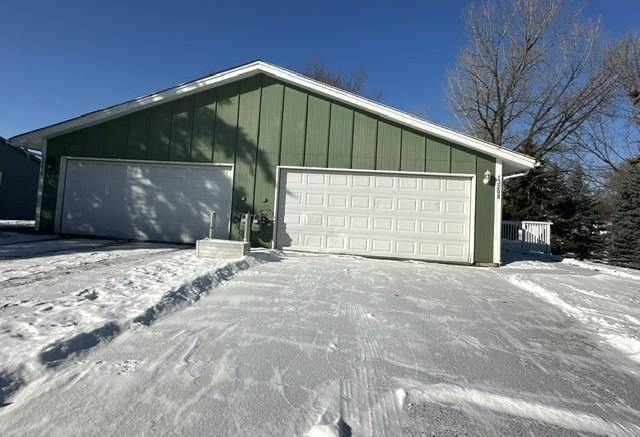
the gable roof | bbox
[8,60,535,175]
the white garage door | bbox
[275,168,474,263]
[58,159,233,243]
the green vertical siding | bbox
[253,76,284,245]
[426,137,451,173]
[328,103,353,168]
[169,97,194,162]
[280,86,307,166]
[41,73,498,263]
[85,124,108,158]
[351,112,377,169]
[230,76,262,240]
[376,121,401,171]
[304,95,330,167]
[475,155,495,263]
[213,83,239,163]
[64,130,86,158]
[147,105,171,160]
[400,130,426,172]
[451,145,476,174]
[127,111,149,160]
[105,117,129,159]
[190,90,216,163]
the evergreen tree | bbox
[610,157,640,268]
[503,164,565,222]
[560,167,604,260]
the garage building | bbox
[9,61,535,265]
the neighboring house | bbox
[9,61,536,265]
[0,136,40,220]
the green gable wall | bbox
[41,74,497,263]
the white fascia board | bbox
[9,60,536,171]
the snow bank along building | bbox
[9,61,536,265]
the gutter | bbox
[503,172,529,180]
[503,161,540,180]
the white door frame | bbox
[272,165,476,263]
[55,156,235,238]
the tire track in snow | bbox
[340,302,402,436]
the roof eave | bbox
[9,60,535,170]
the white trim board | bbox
[9,61,536,174]
[34,142,47,231]
[493,159,503,265]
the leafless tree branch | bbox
[303,60,385,102]
[447,0,618,161]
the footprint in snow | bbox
[77,289,99,301]
[115,359,142,375]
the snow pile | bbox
[305,410,351,437]
[0,220,35,229]
[507,274,640,365]
[397,380,640,436]
[0,244,265,404]
[562,258,640,281]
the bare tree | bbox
[447,0,617,159]
[567,32,640,179]
[607,32,640,122]
[303,60,385,102]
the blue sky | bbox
[2,0,639,139]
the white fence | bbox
[502,221,552,253]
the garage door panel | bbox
[398,178,419,190]
[326,236,346,250]
[396,241,416,255]
[305,193,325,207]
[327,215,347,228]
[347,196,366,208]
[277,169,473,263]
[329,174,348,186]
[396,219,417,232]
[421,200,442,213]
[60,160,232,243]
[420,242,439,256]
[328,194,347,207]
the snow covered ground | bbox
[1,238,640,436]
[0,236,259,412]
[0,220,36,229]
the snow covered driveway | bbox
[1,250,640,436]
[0,237,256,411]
